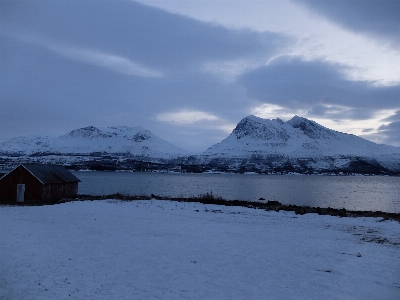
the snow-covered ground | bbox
[1,200,399,300]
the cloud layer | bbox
[1,0,399,150]
[240,56,400,110]
[295,0,400,45]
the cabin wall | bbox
[0,166,43,202]
[42,183,78,201]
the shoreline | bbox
[2,193,399,222]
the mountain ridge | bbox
[198,115,400,174]
[0,125,188,159]
[1,116,399,174]
[204,115,399,157]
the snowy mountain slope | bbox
[0,126,188,159]
[204,115,399,157]
[1,117,399,174]
[201,115,400,173]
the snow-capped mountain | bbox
[0,126,187,159]
[205,115,398,157]
[1,117,399,174]
[200,115,400,174]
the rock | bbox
[266,200,282,206]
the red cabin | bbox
[0,164,80,203]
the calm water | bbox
[73,171,400,213]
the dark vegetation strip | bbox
[78,192,400,221]
[2,192,399,222]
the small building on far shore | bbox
[0,164,80,203]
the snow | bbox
[205,115,400,158]
[1,116,399,172]
[203,115,400,172]
[0,126,187,159]
[1,200,399,299]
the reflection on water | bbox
[74,172,400,213]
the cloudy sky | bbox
[1,0,399,152]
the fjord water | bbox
[74,172,400,213]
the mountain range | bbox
[1,116,399,175]
[199,115,400,174]
[0,126,187,158]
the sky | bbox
[1,0,400,152]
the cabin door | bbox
[16,184,25,202]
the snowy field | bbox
[1,200,399,300]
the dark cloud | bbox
[239,56,400,117]
[378,111,400,146]
[294,0,400,45]
[0,0,289,150]
[0,33,250,114]
[382,110,400,122]
[1,0,284,72]
[1,1,398,150]
[307,104,375,121]
[376,122,400,146]
[360,120,400,147]
[362,128,374,133]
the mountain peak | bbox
[286,116,338,140]
[287,115,306,125]
[228,115,290,142]
[243,115,284,125]
[241,115,264,123]
[65,126,102,139]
